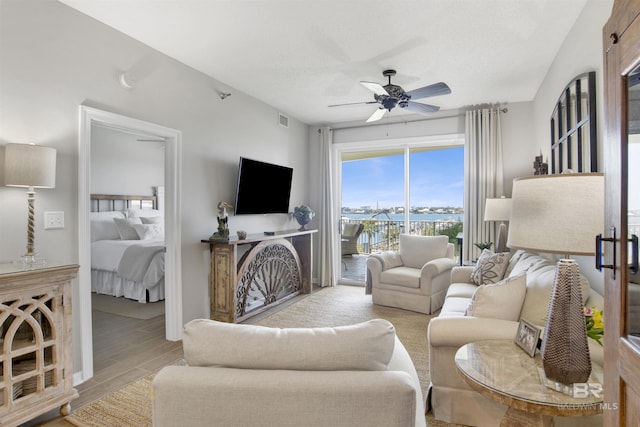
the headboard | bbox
[91,194,157,212]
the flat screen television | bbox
[234,157,293,215]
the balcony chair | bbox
[341,223,364,256]
[366,234,456,314]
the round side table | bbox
[455,340,603,427]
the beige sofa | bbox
[427,250,604,427]
[152,319,426,427]
[366,234,456,314]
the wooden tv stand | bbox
[202,229,316,323]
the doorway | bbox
[77,106,182,383]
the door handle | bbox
[630,234,639,275]
[596,227,616,279]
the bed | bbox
[90,194,165,303]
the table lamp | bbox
[507,173,603,385]
[4,143,57,264]
[484,197,512,253]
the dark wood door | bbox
[603,1,640,425]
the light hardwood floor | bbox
[24,309,182,427]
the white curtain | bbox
[318,127,337,287]
[464,108,504,262]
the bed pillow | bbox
[183,319,396,371]
[133,223,164,240]
[470,249,510,285]
[466,273,527,321]
[90,220,121,242]
[113,217,142,240]
[140,216,163,225]
[90,210,126,221]
[126,208,163,218]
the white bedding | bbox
[91,239,165,303]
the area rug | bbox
[67,285,461,426]
[66,375,154,427]
[91,293,165,320]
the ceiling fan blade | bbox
[404,101,440,114]
[328,101,378,107]
[360,81,389,96]
[405,82,451,100]
[366,108,387,122]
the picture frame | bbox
[515,319,541,357]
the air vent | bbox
[278,113,289,128]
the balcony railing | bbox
[342,218,463,255]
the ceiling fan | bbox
[329,69,451,122]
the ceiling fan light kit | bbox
[331,69,451,123]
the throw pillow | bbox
[113,217,142,240]
[470,249,510,285]
[183,318,396,371]
[466,273,527,321]
[133,223,164,240]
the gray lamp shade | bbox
[507,173,603,256]
[4,143,56,188]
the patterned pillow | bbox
[470,249,510,285]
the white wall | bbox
[529,0,613,296]
[91,125,164,196]
[0,0,310,375]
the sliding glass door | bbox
[337,137,463,285]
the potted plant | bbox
[474,242,493,251]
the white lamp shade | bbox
[484,197,512,222]
[507,173,603,256]
[4,143,56,188]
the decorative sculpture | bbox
[210,201,232,240]
[533,155,548,175]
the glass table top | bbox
[455,339,603,415]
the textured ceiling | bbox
[60,0,588,125]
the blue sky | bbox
[341,147,464,209]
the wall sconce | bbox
[4,143,57,265]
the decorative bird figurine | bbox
[210,201,232,240]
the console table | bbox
[0,263,78,427]
[202,229,316,323]
[455,340,603,427]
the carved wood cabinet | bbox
[0,263,78,427]
[203,229,316,323]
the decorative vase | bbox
[295,216,310,230]
[540,259,591,385]
[293,205,314,231]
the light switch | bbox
[44,211,64,229]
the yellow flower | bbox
[592,310,604,330]
[584,306,604,346]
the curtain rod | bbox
[327,107,508,132]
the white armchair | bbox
[366,234,456,314]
